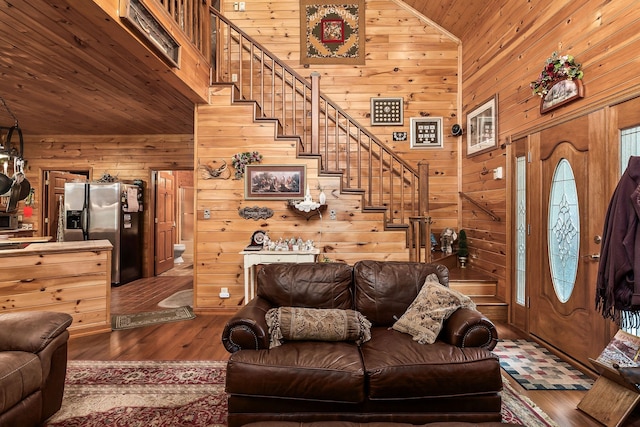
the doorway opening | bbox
[152,169,194,277]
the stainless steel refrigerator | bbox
[64,181,143,286]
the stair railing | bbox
[210,7,427,232]
[154,0,209,55]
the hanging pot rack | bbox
[0,96,30,213]
[0,96,22,159]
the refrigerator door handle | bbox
[81,207,89,240]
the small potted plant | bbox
[457,229,469,268]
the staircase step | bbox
[444,266,507,323]
[363,206,387,212]
[450,282,497,297]
[469,296,508,323]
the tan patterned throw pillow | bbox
[265,307,372,349]
[392,274,476,344]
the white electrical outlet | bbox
[330,209,337,220]
[219,287,230,298]
[231,73,238,82]
[203,209,211,219]
[239,2,245,11]
[493,167,504,180]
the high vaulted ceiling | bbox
[0,1,487,136]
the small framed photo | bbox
[245,165,306,200]
[371,97,403,126]
[540,79,584,114]
[392,131,407,141]
[467,95,498,157]
[410,117,443,149]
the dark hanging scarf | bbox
[596,156,640,328]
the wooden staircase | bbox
[434,253,508,323]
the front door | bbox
[528,111,609,367]
[154,171,175,275]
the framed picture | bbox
[119,0,180,68]
[540,79,584,114]
[371,97,403,126]
[467,95,498,157]
[410,117,443,149]
[245,165,306,200]
[300,0,365,65]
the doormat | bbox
[158,289,193,308]
[111,306,195,330]
[493,339,593,390]
[46,360,556,427]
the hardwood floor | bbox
[66,268,636,426]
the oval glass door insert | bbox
[548,158,580,303]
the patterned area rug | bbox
[45,361,227,427]
[44,360,558,427]
[494,339,594,390]
[111,306,195,330]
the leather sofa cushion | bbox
[360,328,502,400]
[257,262,353,309]
[0,352,42,414]
[353,261,450,326]
[226,341,365,403]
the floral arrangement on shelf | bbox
[231,151,262,179]
[530,51,584,97]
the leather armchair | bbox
[0,311,72,427]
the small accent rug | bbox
[111,306,195,330]
[44,360,557,427]
[494,339,593,390]
[158,289,193,308]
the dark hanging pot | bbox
[0,172,11,195]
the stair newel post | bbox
[408,162,431,263]
[310,72,320,156]
[408,216,432,263]
[418,161,429,216]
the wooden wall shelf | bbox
[286,202,327,220]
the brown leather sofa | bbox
[222,261,502,427]
[241,423,517,427]
[0,311,72,427]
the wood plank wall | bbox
[22,134,194,277]
[221,0,461,232]
[194,87,408,308]
[459,0,640,302]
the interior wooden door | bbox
[43,170,88,240]
[154,171,175,275]
[528,111,609,368]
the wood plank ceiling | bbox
[0,0,487,136]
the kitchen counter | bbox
[0,238,107,254]
[0,239,114,336]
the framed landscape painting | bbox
[244,165,306,200]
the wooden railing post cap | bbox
[310,71,321,77]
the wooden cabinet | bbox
[0,240,113,336]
